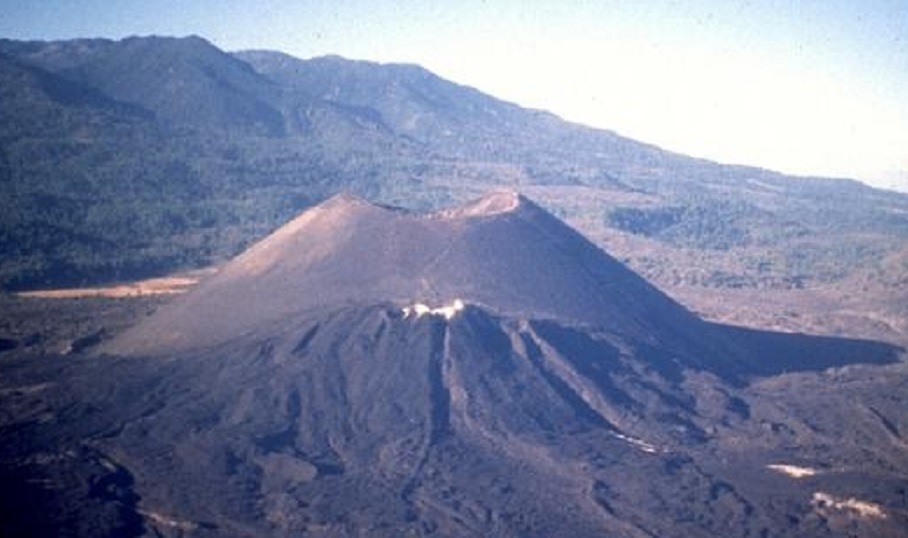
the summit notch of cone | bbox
[104,191,703,356]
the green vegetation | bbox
[1,36,907,293]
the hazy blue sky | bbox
[3,0,906,190]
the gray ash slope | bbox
[3,193,907,537]
[3,35,908,296]
[105,191,713,358]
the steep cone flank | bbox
[106,191,703,356]
[7,192,905,537]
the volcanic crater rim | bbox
[430,190,524,219]
[322,190,526,221]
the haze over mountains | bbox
[1,33,908,537]
[1,35,907,337]
[3,192,906,537]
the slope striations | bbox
[2,35,907,305]
[105,191,710,358]
[2,36,284,134]
[3,197,907,536]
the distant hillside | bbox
[1,35,907,304]
[1,36,283,133]
[4,193,904,537]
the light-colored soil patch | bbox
[812,491,887,519]
[17,268,216,299]
[766,463,819,478]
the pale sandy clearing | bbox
[812,491,887,519]
[767,463,819,478]
[17,268,216,299]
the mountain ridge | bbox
[104,191,710,357]
[3,189,906,536]
[0,36,907,538]
[1,35,285,133]
[1,35,906,347]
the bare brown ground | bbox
[16,268,217,299]
[667,285,908,347]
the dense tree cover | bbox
[1,36,907,291]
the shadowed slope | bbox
[3,36,284,134]
[4,191,907,537]
[105,191,708,357]
[5,301,906,537]
[105,191,903,378]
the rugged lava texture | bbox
[2,192,906,537]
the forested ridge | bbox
[2,35,906,292]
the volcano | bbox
[2,192,906,537]
[105,191,711,357]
